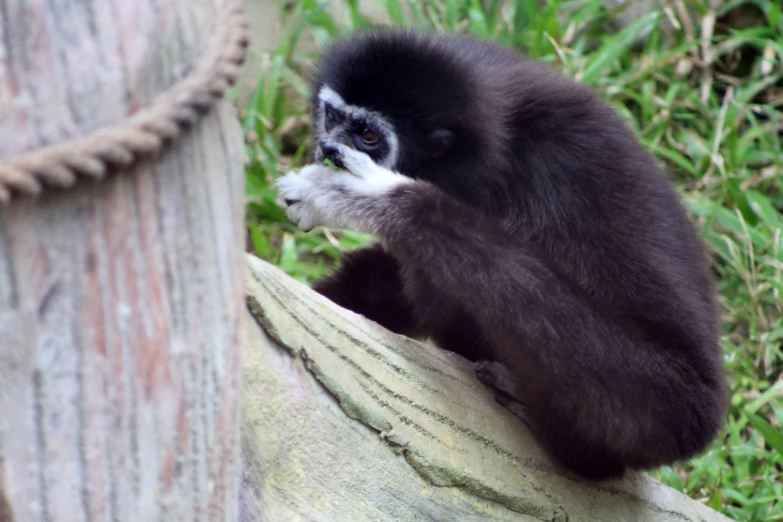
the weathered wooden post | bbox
[0,0,249,520]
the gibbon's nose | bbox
[318,138,338,156]
[318,138,345,169]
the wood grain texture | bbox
[0,0,247,520]
[241,254,736,522]
[0,0,216,157]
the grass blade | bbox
[746,411,783,457]
[579,11,661,84]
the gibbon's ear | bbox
[428,128,454,158]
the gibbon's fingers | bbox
[285,202,320,232]
[276,165,321,205]
[277,165,334,231]
[320,140,404,186]
[276,161,411,234]
[330,142,379,177]
[277,151,414,234]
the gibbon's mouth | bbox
[313,152,343,172]
[317,139,347,170]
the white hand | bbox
[276,142,413,233]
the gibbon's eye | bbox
[360,129,379,144]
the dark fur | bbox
[308,30,726,480]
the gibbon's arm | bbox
[275,144,701,382]
[276,146,650,374]
[276,144,721,477]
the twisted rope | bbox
[0,1,250,205]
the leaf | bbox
[687,198,768,248]
[380,0,407,25]
[727,417,751,485]
[746,382,783,414]
[746,411,783,457]
[580,11,661,84]
[652,145,700,177]
[708,488,724,512]
[250,225,271,259]
[745,190,783,229]
[769,280,783,297]
[725,178,759,228]
[685,449,720,493]
[467,0,488,38]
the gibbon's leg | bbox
[311,244,422,338]
[474,360,531,426]
[277,144,724,480]
[427,311,493,363]
[315,247,489,360]
[402,268,495,362]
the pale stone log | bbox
[0,0,247,520]
[240,254,735,522]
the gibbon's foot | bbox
[474,359,517,395]
[474,360,530,425]
[276,142,413,234]
[493,394,530,426]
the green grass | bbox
[240,0,783,519]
